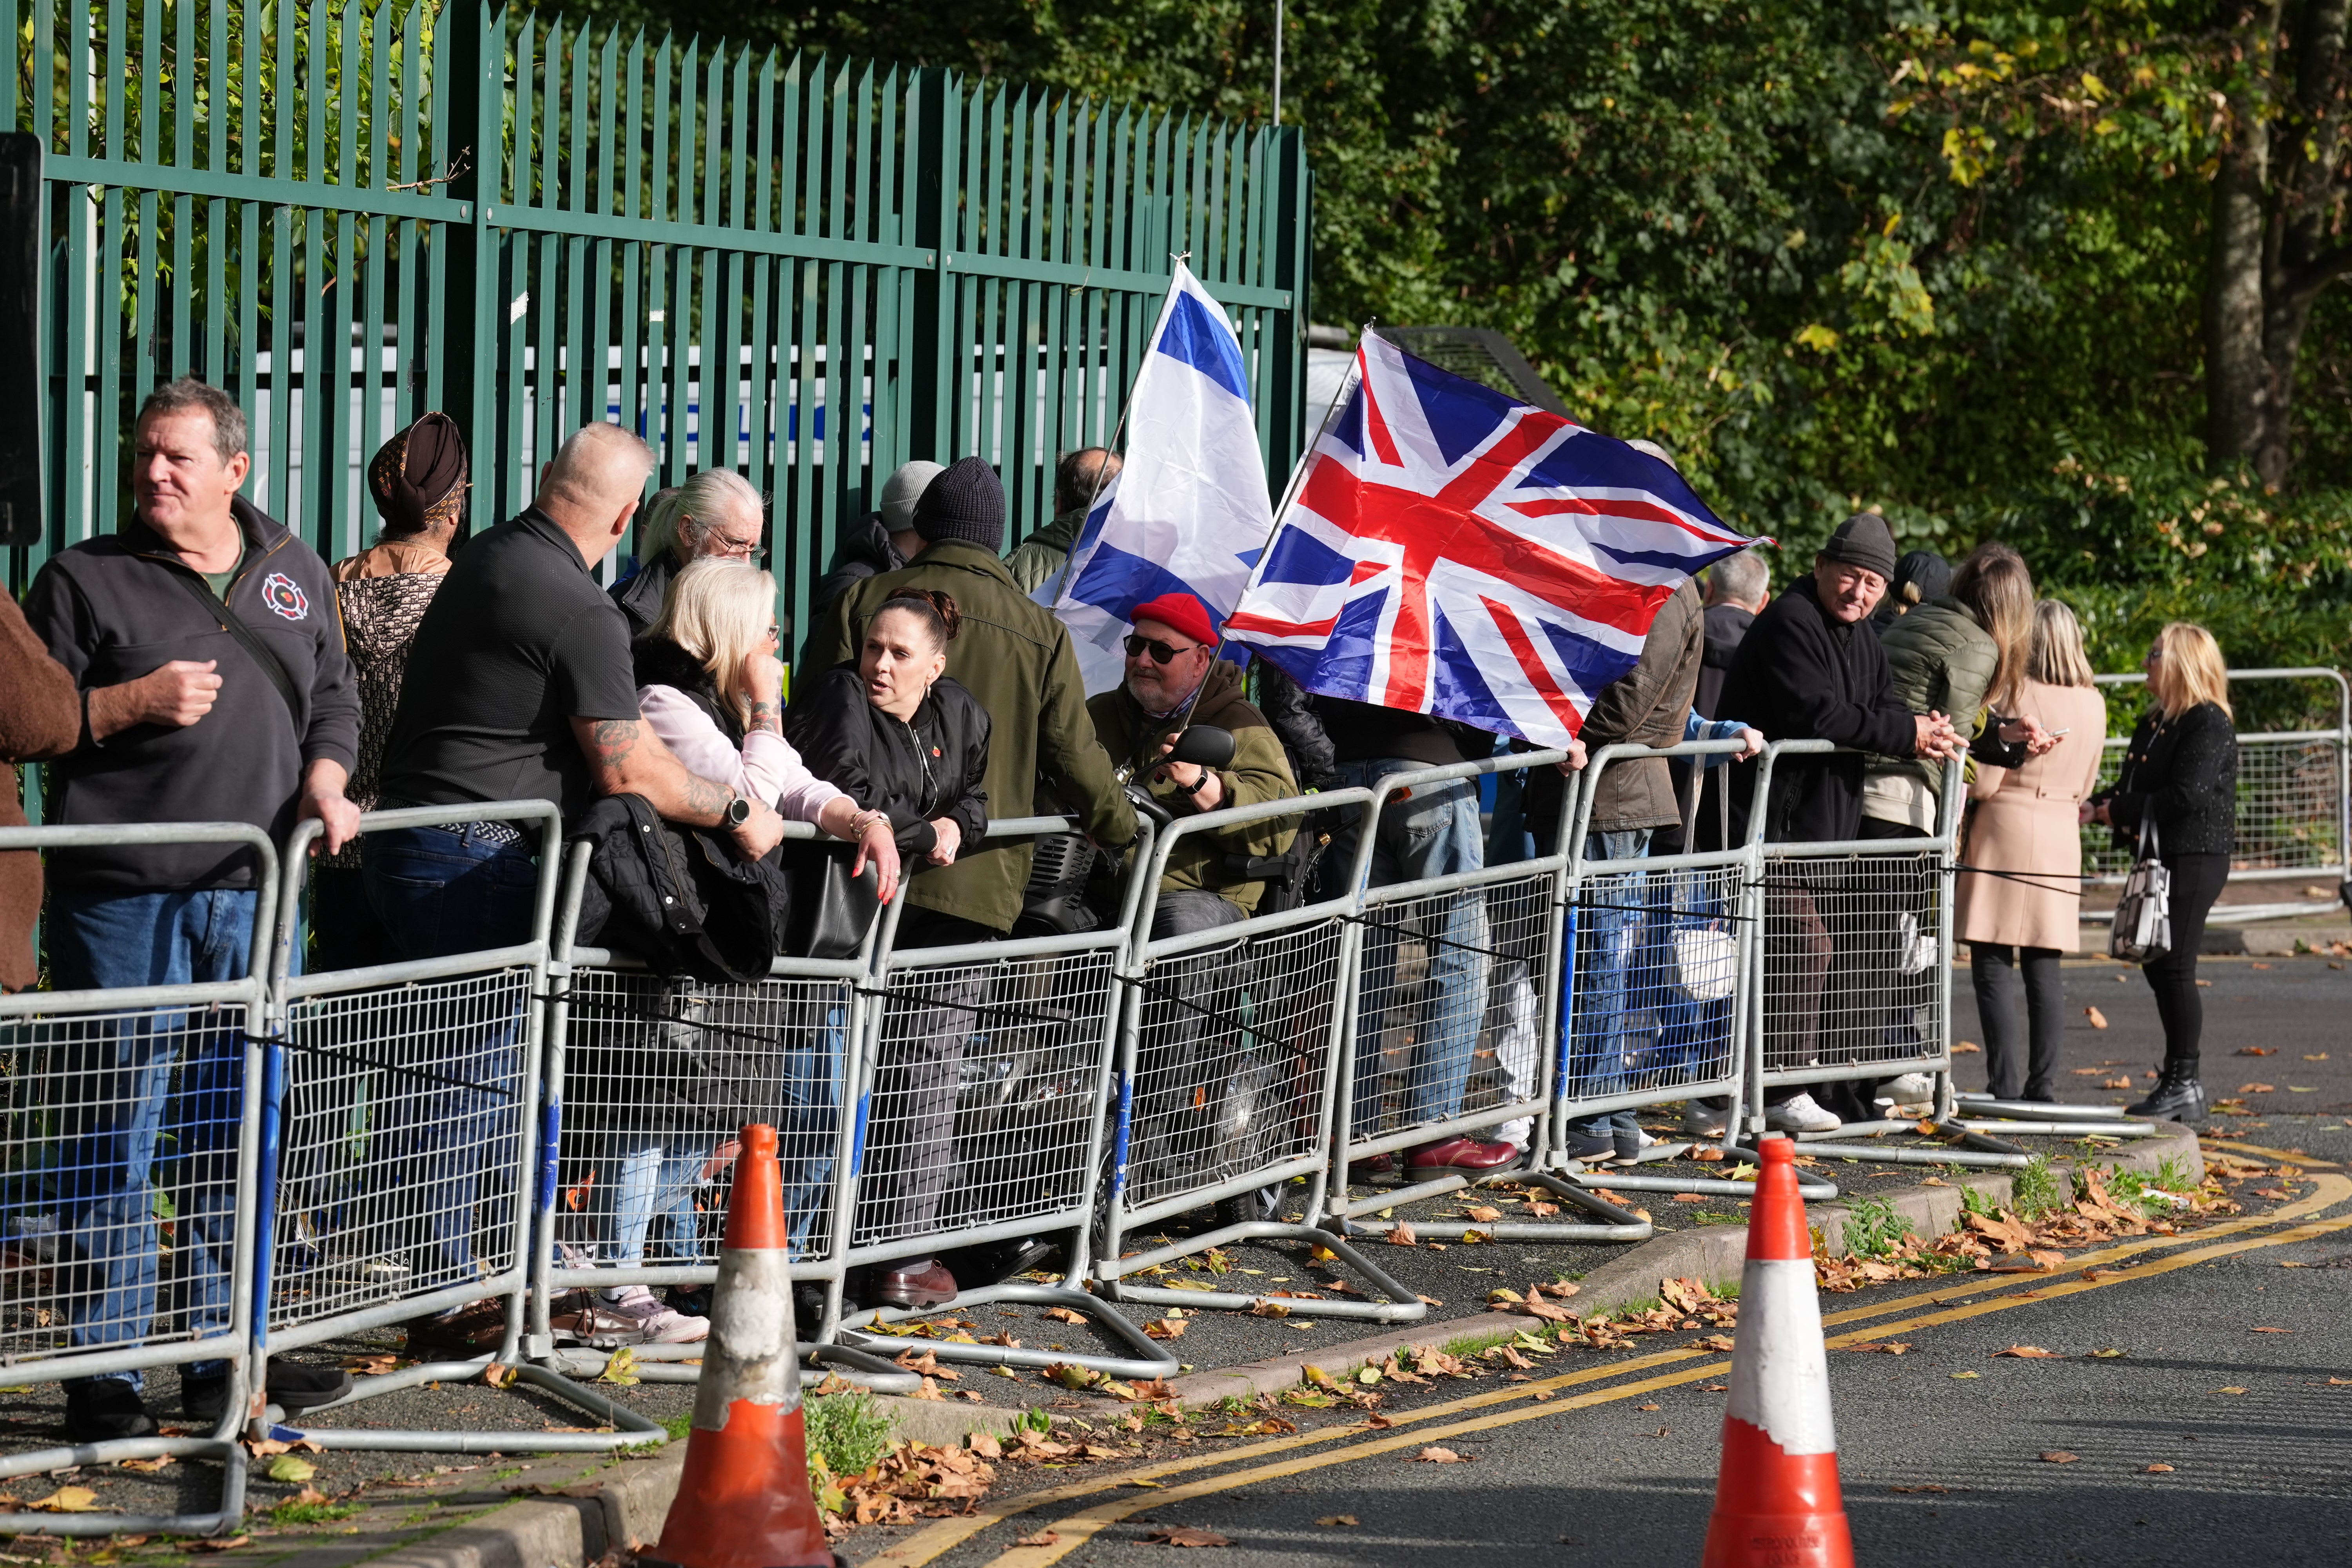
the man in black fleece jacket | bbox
[24,378,362,1441]
[1715,514,1962,1133]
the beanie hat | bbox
[877,459,945,533]
[1819,512,1898,582]
[913,456,1007,552]
[1130,592,1218,648]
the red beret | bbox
[1130,592,1218,648]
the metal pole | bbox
[1272,0,1284,126]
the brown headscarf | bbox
[367,412,469,538]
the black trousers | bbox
[1971,945,2064,1100]
[2144,852,2229,1075]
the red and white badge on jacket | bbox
[261,572,310,621]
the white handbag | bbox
[2107,808,2172,963]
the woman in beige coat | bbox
[1955,600,2109,1100]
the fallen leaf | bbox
[2091,1348,2128,1359]
[266,1455,316,1483]
[119,1455,176,1474]
[2237,1046,2278,1056]
[1044,1306,1089,1325]
[1144,1318,1188,1340]
[1692,1146,1727,1162]
[2251,962,2273,970]
[1697,1334,1737,1352]
[1850,1342,1912,1355]
[1464,1206,1503,1223]
[2040,1451,2079,1464]
[1635,1403,1661,1412]
[1993,1345,2063,1359]
[2213,1386,2248,1395]
[1416,1446,1468,1463]
[187,1537,251,1553]
[1142,1527,1230,1548]
[598,1346,640,1387]
[2305,1053,2330,1062]
[2251,1326,2293,1334]
[344,1352,401,1376]
[2240,1083,2277,1094]
[1950,1371,1981,1380]
[968,1432,1004,1459]
[1952,1040,1982,1053]
[1388,1220,1417,1247]
[2085,1007,2108,1029]
[1671,1193,1708,1204]
[2145,1463,2175,1473]
[29,1485,101,1512]
[1315,1515,1359,1528]
[1015,1532,1060,1548]
[1250,1298,1291,1318]
[1889,1484,1950,1494]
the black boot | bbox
[2128,1062,2206,1125]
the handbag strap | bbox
[167,564,305,728]
[2138,803,2162,862]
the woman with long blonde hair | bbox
[2087,620,2237,1123]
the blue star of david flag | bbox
[1038,260,1274,693]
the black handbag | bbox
[780,839,883,960]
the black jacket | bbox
[1247,660,1340,793]
[784,665,989,859]
[567,791,792,982]
[24,496,361,891]
[1696,602,1755,720]
[809,512,904,631]
[632,636,744,744]
[608,550,677,640]
[2099,702,2237,857]
[1716,572,1918,845]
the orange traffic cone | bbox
[1700,1132,1852,1568]
[646,1123,834,1568]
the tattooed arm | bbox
[570,715,785,859]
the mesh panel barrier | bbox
[555,968,855,1270]
[1757,849,1945,1080]
[270,969,532,1332]
[1562,859,1747,1103]
[1124,915,1343,1214]
[852,948,1117,1251]
[0,1001,251,1364]
[1347,871,1551,1147]
[2082,734,2346,880]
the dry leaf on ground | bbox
[2085,1007,2108,1029]
[2040,1451,2079,1464]
[1015,1532,1060,1548]
[2251,1326,2294,1334]
[2145,1463,2175,1473]
[1994,1346,2063,1359]
[1043,1307,1089,1325]
[1388,1220,1417,1247]
[1849,1342,1911,1355]
[1143,1526,1231,1548]
[1416,1446,1468,1463]
[1316,1515,1359,1527]
[29,1486,101,1512]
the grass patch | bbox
[1960,1184,1998,1221]
[270,1499,365,1527]
[661,1413,691,1443]
[1840,1198,1916,1260]
[2154,1155,2199,1194]
[805,1391,895,1478]
[2011,1154,2062,1220]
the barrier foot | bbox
[267,1359,667,1452]
[1797,1140,2030,1170]
[1098,1221,1428,1324]
[1339,1169,1653,1244]
[535,1339,924,1394]
[0,1434,247,1537]
[1949,1118,2154,1139]
[1955,1094,2149,1123]
[1563,1165,1842,1203]
[837,1283,1179,1381]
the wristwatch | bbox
[722,793,753,829]
[1180,769,1213,799]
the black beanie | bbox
[913,456,1007,553]
[1819,512,1899,581]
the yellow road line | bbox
[869,1176,2350,1568]
[2204,1137,2342,1170]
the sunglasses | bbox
[1123,634,1200,665]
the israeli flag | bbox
[1040,260,1273,693]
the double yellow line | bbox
[869,1176,2352,1568]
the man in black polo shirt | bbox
[368,421,783,1349]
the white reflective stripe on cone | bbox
[1723,1257,1836,1456]
[692,1246,802,1432]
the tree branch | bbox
[2285,242,2352,309]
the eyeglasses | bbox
[763,624,780,642]
[1123,634,1200,665]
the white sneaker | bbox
[1881,1073,1935,1110]
[599,1283,709,1344]
[1682,1102,1728,1139]
[1764,1093,1842,1134]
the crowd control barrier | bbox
[2083,668,2351,923]
[1537,741,1838,1207]
[1317,755,1651,1245]
[831,818,1177,1379]
[1092,786,1432,1322]
[533,832,917,1394]
[258,804,660,1453]
[0,823,278,1537]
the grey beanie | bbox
[913,456,1007,552]
[877,459,945,533]
[1819,512,1898,582]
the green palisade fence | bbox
[7,0,1312,660]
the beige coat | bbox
[1955,681,2108,951]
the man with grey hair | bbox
[1697,547,1769,721]
[25,375,363,1441]
[609,464,768,637]
[1003,447,1122,597]
[373,423,784,1351]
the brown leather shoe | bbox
[1403,1136,1519,1172]
[405,1295,509,1353]
[873,1259,958,1309]
[1346,1152,1395,1183]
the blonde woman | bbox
[635,558,898,893]
[1955,601,2108,1101]
[2087,621,2238,1124]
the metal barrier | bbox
[2083,668,2351,923]
[1093,787,1428,1323]
[832,818,1177,1379]
[256,804,660,1453]
[534,832,915,1394]
[0,823,278,1537]
[1536,741,1840,1205]
[1319,754,1651,1244]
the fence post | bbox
[440,2,498,515]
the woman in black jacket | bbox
[2088,621,2238,1124]
[785,588,990,1308]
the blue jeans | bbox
[607,1143,702,1266]
[779,1002,847,1257]
[1567,829,1650,1137]
[362,825,539,1285]
[50,887,258,1392]
[1330,762,1489,1134]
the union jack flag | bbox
[1225,335,1766,749]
